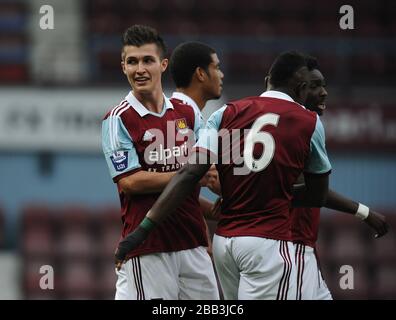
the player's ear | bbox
[160,58,168,72]
[196,67,206,82]
[296,81,308,102]
[121,60,127,75]
[121,48,127,75]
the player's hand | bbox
[206,166,222,196]
[199,165,217,187]
[114,248,125,271]
[114,226,150,270]
[364,210,389,238]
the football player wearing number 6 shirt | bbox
[102,25,219,300]
[114,51,332,300]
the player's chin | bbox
[133,84,151,95]
[308,105,325,116]
[214,93,222,100]
[214,89,222,99]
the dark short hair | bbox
[121,25,167,59]
[268,51,308,87]
[305,55,319,71]
[170,41,216,88]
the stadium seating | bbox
[325,263,371,300]
[57,206,98,259]
[321,213,369,263]
[97,260,117,299]
[0,1,29,83]
[21,205,56,257]
[22,256,57,300]
[60,259,98,299]
[372,263,396,299]
[18,204,396,299]
[20,204,122,299]
[0,0,392,85]
[79,0,394,86]
[0,206,4,248]
[371,230,396,264]
[316,210,396,299]
[95,206,121,258]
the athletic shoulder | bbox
[170,97,201,131]
[294,106,318,123]
[228,95,259,107]
[103,99,129,121]
[170,97,196,113]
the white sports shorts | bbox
[294,243,332,300]
[213,235,296,300]
[115,246,219,300]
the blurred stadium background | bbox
[0,0,395,299]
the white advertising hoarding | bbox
[0,88,127,152]
[0,87,224,153]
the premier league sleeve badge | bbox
[110,151,129,172]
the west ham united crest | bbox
[175,118,189,134]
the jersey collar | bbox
[125,91,174,117]
[171,92,201,114]
[259,90,306,109]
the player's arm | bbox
[294,172,388,238]
[118,171,176,195]
[103,112,178,195]
[292,173,329,207]
[198,196,216,257]
[115,159,211,269]
[293,115,331,207]
[115,104,214,195]
[147,159,211,223]
[199,196,219,220]
[114,105,226,268]
[102,114,146,191]
[325,189,389,238]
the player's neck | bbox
[176,87,206,110]
[134,87,164,113]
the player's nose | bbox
[320,87,328,98]
[136,61,146,73]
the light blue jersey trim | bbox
[194,105,227,157]
[193,108,205,141]
[102,116,141,179]
[305,115,332,174]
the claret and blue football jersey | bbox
[102,91,207,258]
[194,90,332,241]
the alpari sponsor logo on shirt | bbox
[147,141,189,165]
[110,151,128,172]
[143,121,196,166]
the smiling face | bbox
[305,69,328,116]
[121,43,168,98]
